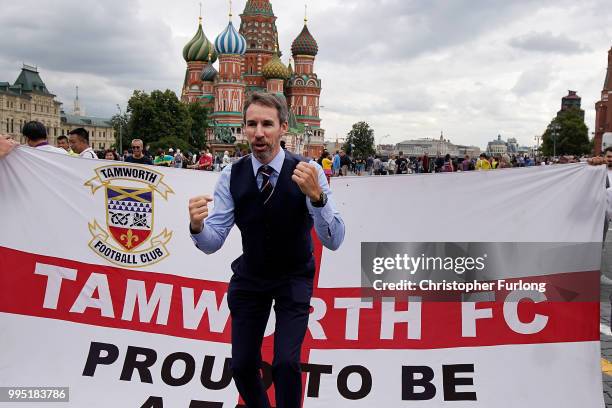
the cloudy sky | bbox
[1,0,612,149]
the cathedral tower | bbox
[285,8,324,153]
[595,47,612,154]
[239,0,280,91]
[213,6,247,139]
[181,14,217,106]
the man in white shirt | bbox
[68,127,98,159]
[23,121,66,154]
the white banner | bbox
[0,147,607,407]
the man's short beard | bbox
[250,142,273,162]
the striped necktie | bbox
[258,165,274,204]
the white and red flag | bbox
[0,147,606,407]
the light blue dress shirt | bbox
[191,149,345,254]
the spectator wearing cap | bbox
[23,121,66,154]
[68,127,97,159]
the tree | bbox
[343,121,375,158]
[540,108,589,157]
[126,90,192,148]
[148,136,192,155]
[187,103,210,150]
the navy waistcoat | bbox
[229,152,315,279]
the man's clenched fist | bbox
[189,195,213,234]
[292,162,322,201]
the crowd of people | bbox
[0,120,591,177]
[318,150,587,177]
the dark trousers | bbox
[227,274,313,408]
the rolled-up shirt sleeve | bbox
[307,160,345,250]
[190,165,235,254]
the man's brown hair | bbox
[243,92,288,125]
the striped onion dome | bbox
[214,21,247,55]
[200,63,218,81]
[183,21,217,63]
[291,24,318,57]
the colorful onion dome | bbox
[243,0,274,17]
[183,20,217,63]
[291,24,318,57]
[215,21,247,55]
[262,50,289,80]
[200,63,218,81]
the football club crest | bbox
[85,165,174,268]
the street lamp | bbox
[116,104,123,155]
[304,123,311,157]
[534,135,541,158]
[549,123,561,158]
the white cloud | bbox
[509,31,589,54]
[1,0,611,149]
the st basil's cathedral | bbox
[181,0,324,157]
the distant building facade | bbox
[60,113,115,151]
[1,64,115,150]
[397,133,457,157]
[558,90,584,120]
[595,47,612,154]
[0,64,62,144]
[487,134,532,156]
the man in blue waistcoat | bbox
[188,92,345,408]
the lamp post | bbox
[304,123,311,157]
[534,135,541,158]
[116,104,123,156]
[549,123,561,158]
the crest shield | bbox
[105,186,154,251]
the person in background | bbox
[499,154,512,169]
[476,153,491,171]
[173,149,185,169]
[441,153,454,172]
[191,148,213,170]
[321,150,333,183]
[22,121,66,155]
[462,155,471,171]
[339,150,350,176]
[332,151,341,177]
[125,139,153,165]
[56,135,77,156]
[104,149,118,160]
[422,153,430,173]
[395,151,408,174]
[222,150,232,170]
[387,155,396,174]
[154,149,173,166]
[68,128,97,159]
[491,156,499,169]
